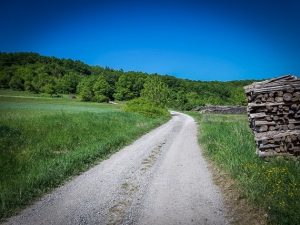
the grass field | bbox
[187,112,300,225]
[0,90,170,220]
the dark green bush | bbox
[92,94,109,103]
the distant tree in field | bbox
[141,75,169,108]
[175,90,187,109]
[76,76,96,95]
[185,91,202,109]
[230,86,247,105]
[43,83,56,96]
[9,74,24,90]
[56,72,82,94]
[81,86,93,101]
[113,72,147,101]
[92,75,110,102]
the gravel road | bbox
[3,111,229,225]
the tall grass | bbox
[187,112,300,225]
[0,91,169,220]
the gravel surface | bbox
[3,111,229,225]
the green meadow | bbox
[188,112,300,225]
[0,90,169,220]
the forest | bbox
[0,52,258,109]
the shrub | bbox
[92,94,109,103]
[124,97,170,118]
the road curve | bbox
[3,111,229,225]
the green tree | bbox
[113,72,147,101]
[230,87,247,105]
[185,91,201,109]
[93,76,110,97]
[141,75,169,108]
[44,83,56,96]
[81,86,93,101]
[92,75,110,102]
[9,74,24,90]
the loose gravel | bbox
[2,111,229,225]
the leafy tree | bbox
[81,86,93,101]
[0,72,10,88]
[77,76,97,95]
[141,75,169,108]
[43,83,56,96]
[185,91,202,109]
[56,72,82,94]
[230,87,247,105]
[93,75,110,97]
[9,74,24,90]
[92,76,110,102]
[113,72,147,101]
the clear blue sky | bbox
[1,0,299,81]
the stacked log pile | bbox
[244,75,300,158]
[197,105,247,114]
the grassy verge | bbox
[187,112,300,225]
[0,90,169,220]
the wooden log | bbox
[269,126,276,131]
[277,91,284,97]
[259,144,281,149]
[248,102,286,108]
[247,85,300,95]
[286,87,295,93]
[280,145,286,152]
[287,142,294,150]
[260,125,268,132]
[282,125,289,131]
[293,91,300,97]
[283,114,289,120]
[283,93,293,101]
[257,150,287,157]
[274,137,282,142]
[289,119,300,124]
[293,147,300,152]
[249,113,267,119]
[243,75,298,94]
[266,116,272,121]
[266,104,273,111]
[254,121,276,126]
[254,130,300,141]
[291,134,297,141]
[288,123,295,130]
[275,97,284,102]
[286,136,292,143]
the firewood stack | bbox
[244,75,300,158]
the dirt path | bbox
[3,111,229,225]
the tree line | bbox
[0,52,258,109]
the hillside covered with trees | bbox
[0,52,258,109]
